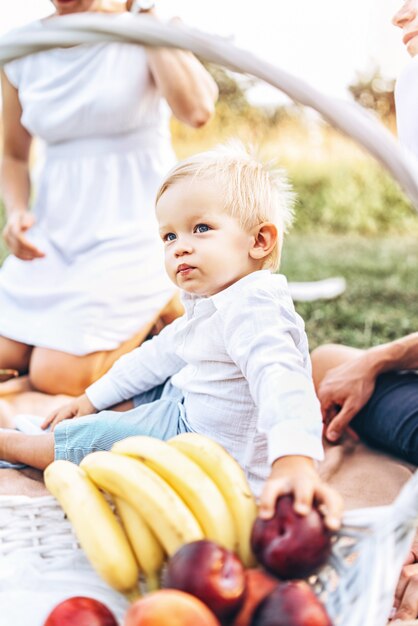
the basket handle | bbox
[1,13,418,210]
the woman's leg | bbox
[28,323,156,396]
[0,336,33,373]
[28,294,184,396]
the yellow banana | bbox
[80,451,204,555]
[114,496,165,592]
[112,436,236,551]
[44,460,140,598]
[168,433,258,566]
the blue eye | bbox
[194,224,210,233]
[163,232,177,242]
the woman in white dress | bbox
[0,0,218,395]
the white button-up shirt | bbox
[87,271,324,495]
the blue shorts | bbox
[351,371,418,465]
[54,380,190,465]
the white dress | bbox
[0,18,176,355]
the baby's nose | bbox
[174,241,193,256]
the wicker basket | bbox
[0,472,417,626]
[0,494,130,625]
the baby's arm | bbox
[42,393,96,431]
[224,286,343,527]
[43,316,186,429]
[86,322,185,411]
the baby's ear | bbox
[249,222,278,261]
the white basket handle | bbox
[1,13,418,211]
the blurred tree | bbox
[204,63,252,112]
[349,67,395,122]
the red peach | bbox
[251,495,333,579]
[163,540,246,621]
[232,569,278,626]
[251,580,333,626]
[43,596,118,626]
[124,589,221,626]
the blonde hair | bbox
[156,141,295,270]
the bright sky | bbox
[0,0,410,105]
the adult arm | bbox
[0,71,44,260]
[318,332,418,442]
[94,4,218,126]
[143,13,218,128]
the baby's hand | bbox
[258,455,343,531]
[41,394,97,431]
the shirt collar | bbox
[180,270,278,315]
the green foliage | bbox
[348,67,395,120]
[282,234,418,350]
[288,160,418,235]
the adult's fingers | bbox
[4,231,44,260]
[325,403,357,442]
[321,403,338,426]
[15,231,45,258]
[393,564,418,620]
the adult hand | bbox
[392,535,418,621]
[2,210,45,260]
[41,393,97,431]
[317,356,377,443]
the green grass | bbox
[281,233,418,350]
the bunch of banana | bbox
[44,460,141,600]
[168,432,258,567]
[80,451,204,555]
[114,497,165,592]
[112,436,236,551]
[44,433,258,598]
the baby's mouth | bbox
[177,264,195,274]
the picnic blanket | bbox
[1,430,413,506]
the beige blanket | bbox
[0,430,414,507]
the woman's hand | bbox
[2,210,45,260]
[317,356,377,443]
[258,455,343,531]
[41,393,97,431]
